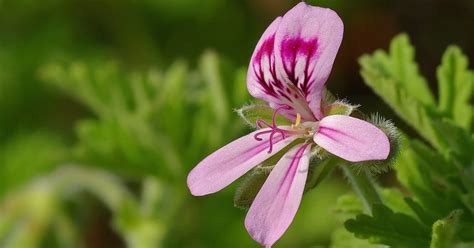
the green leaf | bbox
[359,34,445,151]
[0,133,68,199]
[437,46,473,130]
[360,34,474,155]
[331,195,382,248]
[368,34,434,105]
[378,189,416,217]
[75,118,182,179]
[395,137,463,217]
[236,103,292,128]
[404,197,438,226]
[334,194,365,222]
[232,67,250,106]
[199,51,230,125]
[345,204,431,248]
[156,61,188,144]
[330,228,383,248]
[430,209,463,248]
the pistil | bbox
[254,105,291,153]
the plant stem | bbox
[340,162,382,214]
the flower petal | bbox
[247,18,293,116]
[247,3,343,122]
[245,143,311,247]
[313,115,390,162]
[275,3,344,120]
[187,129,298,196]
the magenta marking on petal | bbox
[252,35,283,98]
[251,34,319,122]
[318,126,360,143]
[280,37,319,96]
[277,143,309,194]
[314,115,390,162]
[244,142,311,246]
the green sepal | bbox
[236,103,292,128]
[233,165,272,210]
[323,100,359,116]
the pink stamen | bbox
[253,105,291,153]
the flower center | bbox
[254,106,291,154]
[254,106,318,154]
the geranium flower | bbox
[187,2,390,247]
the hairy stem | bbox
[340,162,382,214]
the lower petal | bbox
[187,129,298,196]
[245,143,311,247]
[313,115,390,162]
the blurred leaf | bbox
[331,195,382,248]
[155,61,188,146]
[437,46,473,131]
[199,51,230,126]
[395,137,463,217]
[430,209,463,248]
[334,194,365,222]
[75,118,181,179]
[404,197,438,226]
[378,189,415,216]
[345,204,431,248]
[232,68,249,107]
[0,165,178,248]
[330,228,382,248]
[0,132,67,199]
[40,56,249,178]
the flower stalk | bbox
[340,162,382,214]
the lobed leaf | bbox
[430,209,463,248]
[345,204,431,248]
[437,46,473,131]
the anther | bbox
[291,113,301,129]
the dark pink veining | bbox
[252,35,319,120]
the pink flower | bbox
[187,2,389,247]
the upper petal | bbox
[275,3,344,120]
[245,143,311,247]
[247,3,343,122]
[187,129,298,196]
[313,115,390,162]
[247,17,297,118]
